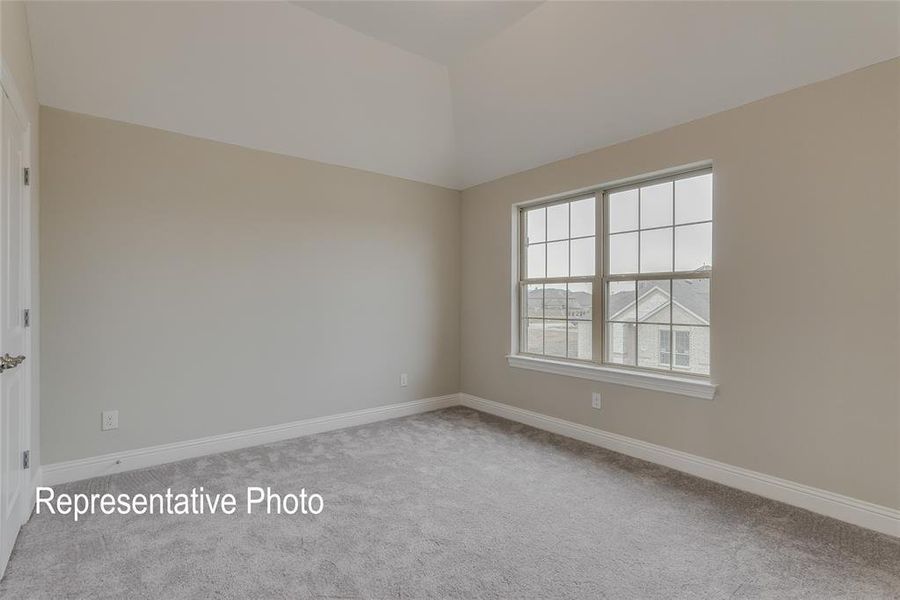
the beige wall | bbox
[36,54,900,508]
[40,107,460,464]
[1,0,41,477]
[461,59,900,508]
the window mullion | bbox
[605,271,710,282]
[593,192,604,364]
[671,186,676,276]
[637,186,642,274]
[523,276,593,285]
[540,284,545,355]
[668,278,674,372]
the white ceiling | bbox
[295,1,542,65]
[26,1,900,190]
[25,1,458,187]
[450,1,900,187]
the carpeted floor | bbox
[2,407,898,599]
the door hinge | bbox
[23,450,30,469]
[23,167,30,186]
[23,308,30,327]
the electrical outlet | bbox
[400,373,408,387]
[101,410,118,431]
[591,393,602,410]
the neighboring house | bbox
[607,280,709,375]
[526,280,708,374]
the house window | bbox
[674,330,691,368]
[659,329,671,365]
[659,329,691,367]
[518,167,711,377]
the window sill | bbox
[506,354,717,400]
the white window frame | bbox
[508,162,717,400]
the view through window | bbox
[519,168,711,376]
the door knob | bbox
[0,353,25,373]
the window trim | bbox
[509,161,716,400]
[506,354,716,400]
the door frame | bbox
[0,59,36,578]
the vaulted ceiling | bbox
[25,1,900,189]
[295,1,543,65]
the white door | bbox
[0,87,31,576]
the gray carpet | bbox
[2,407,898,599]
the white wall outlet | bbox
[400,373,408,387]
[101,410,118,431]
[591,392,602,410]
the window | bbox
[659,329,691,368]
[518,167,711,378]
[658,329,671,366]
[674,330,691,368]
[522,196,595,361]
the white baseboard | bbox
[41,394,458,487]
[37,391,899,538]
[459,393,900,538]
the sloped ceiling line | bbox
[26,1,900,190]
